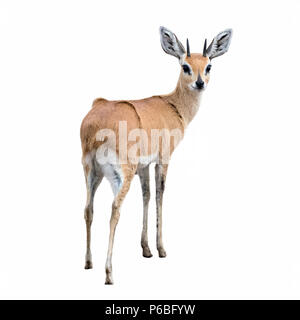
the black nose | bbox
[195,79,204,89]
[195,73,204,89]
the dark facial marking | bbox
[195,73,204,90]
[182,64,191,75]
[205,64,212,75]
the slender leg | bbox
[83,162,103,269]
[155,163,168,258]
[105,164,137,285]
[138,165,152,258]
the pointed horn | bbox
[203,38,207,57]
[186,38,191,57]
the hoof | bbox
[105,268,113,285]
[158,248,167,258]
[105,276,114,285]
[85,260,93,269]
[142,247,153,258]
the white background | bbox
[0,0,300,299]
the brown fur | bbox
[80,95,186,160]
[80,53,210,160]
[80,52,210,285]
[185,53,210,82]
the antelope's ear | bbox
[159,26,185,59]
[206,29,233,59]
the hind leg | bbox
[83,158,103,269]
[137,165,152,258]
[105,164,137,284]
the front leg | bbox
[155,163,168,258]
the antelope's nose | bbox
[195,73,204,89]
[195,79,204,89]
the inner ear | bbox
[159,26,185,59]
[207,29,233,59]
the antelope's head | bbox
[160,26,232,91]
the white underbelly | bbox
[137,153,158,169]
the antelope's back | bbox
[80,96,184,157]
[80,98,140,156]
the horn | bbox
[203,38,207,57]
[186,38,191,57]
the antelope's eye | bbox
[182,64,191,75]
[205,64,212,74]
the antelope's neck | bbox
[163,80,202,127]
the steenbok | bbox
[80,26,232,284]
